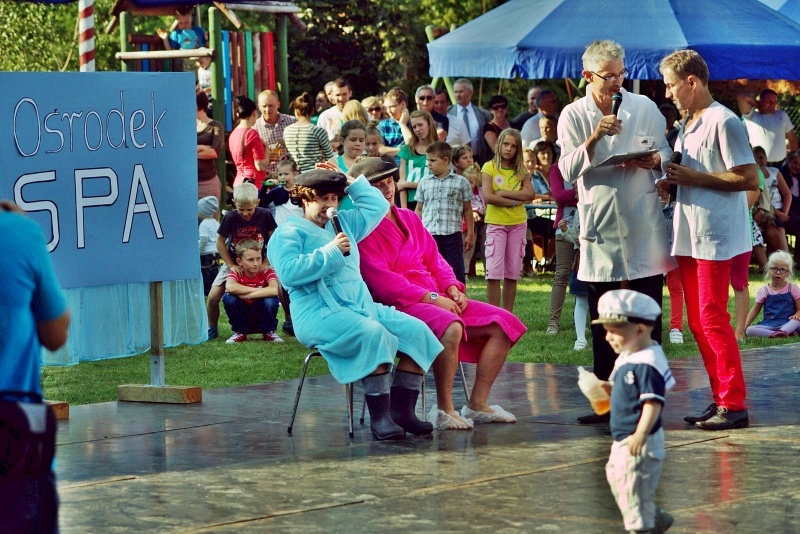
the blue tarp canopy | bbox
[428,0,800,80]
[760,0,800,22]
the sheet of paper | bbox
[595,149,658,168]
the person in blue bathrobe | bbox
[267,166,444,440]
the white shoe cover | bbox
[461,405,517,424]
[427,406,474,430]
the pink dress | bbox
[359,206,527,363]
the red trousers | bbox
[677,256,747,410]
[666,267,684,331]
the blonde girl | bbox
[743,250,800,338]
[361,96,386,122]
[481,129,535,311]
[397,110,438,210]
[342,100,370,126]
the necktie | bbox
[462,106,471,138]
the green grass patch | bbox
[42,270,797,405]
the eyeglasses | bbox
[418,95,434,101]
[769,266,790,274]
[368,107,382,113]
[491,104,508,111]
[590,68,629,82]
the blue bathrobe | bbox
[267,176,443,384]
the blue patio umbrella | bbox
[760,0,800,23]
[427,0,800,80]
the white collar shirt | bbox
[557,86,675,282]
[672,102,755,261]
[460,103,480,148]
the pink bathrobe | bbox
[359,206,527,363]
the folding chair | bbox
[287,351,358,438]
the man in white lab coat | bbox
[557,40,675,424]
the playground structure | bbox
[111,1,303,188]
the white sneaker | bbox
[669,329,684,344]
[573,338,587,351]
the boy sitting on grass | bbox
[592,289,675,534]
[223,239,283,344]
[206,182,276,340]
[414,141,474,284]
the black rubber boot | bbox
[364,394,406,441]
[390,386,433,435]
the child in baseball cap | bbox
[593,289,676,534]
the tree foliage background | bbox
[0,0,563,112]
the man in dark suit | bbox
[448,78,493,165]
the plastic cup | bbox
[577,366,610,415]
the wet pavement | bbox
[55,345,800,533]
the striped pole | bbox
[79,0,95,72]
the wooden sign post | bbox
[117,282,202,404]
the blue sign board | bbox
[0,72,198,289]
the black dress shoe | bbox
[577,412,610,424]
[696,407,749,430]
[684,403,717,424]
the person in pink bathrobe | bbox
[354,158,528,430]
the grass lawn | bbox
[42,269,797,405]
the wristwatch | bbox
[429,292,439,303]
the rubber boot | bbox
[364,394,406,441]
[390,386,433,435]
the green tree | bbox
[0,0,77,71]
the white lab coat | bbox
[557,87,676,282]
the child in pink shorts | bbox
[480,129,535,312]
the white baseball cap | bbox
[591,289,660,325]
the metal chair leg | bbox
[346,383,354,438]
[421,375,426,415]
[459,362,470,403]
[288,351,320,435]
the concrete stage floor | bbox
[55,345,800,533]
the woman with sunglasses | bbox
[362,96,386,123]
[484,95,511,158]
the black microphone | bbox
[668,152,682,204]
[326,207,350,256]
[607,92,623,136]
[611,91,623,116]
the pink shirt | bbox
[755,282,800,304]
[229,127,267,189]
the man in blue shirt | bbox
[0,200,70,532]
